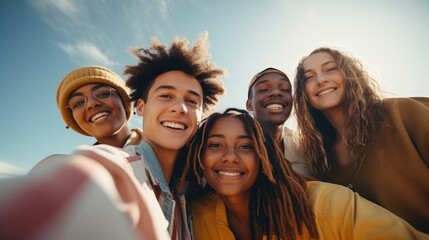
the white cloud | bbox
[31,0,80,17]
[59,41,116,66]
[0,161,28,178]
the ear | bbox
[136,99,145,116]
[246,99,253,111]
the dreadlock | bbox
[179,108,319,240]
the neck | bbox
[322,108,346,139]
[151,146,178,183]
[95,127,132,148]
[222,193,251,240]
[262,124,283,145]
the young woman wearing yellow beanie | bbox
[29,66,142,173]
[56,65,142,148]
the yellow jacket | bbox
[190,181,428,240]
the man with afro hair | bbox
[124,32,226,239]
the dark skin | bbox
[70,84,132,148]
[246,72,292,150]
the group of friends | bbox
[1,32,428,240]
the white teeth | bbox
[218,171,240,177]
[162,121,185,130]
[317,88,335,96]
[91,112,109,122]
[266,104,283,110]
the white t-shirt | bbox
[283,126,311,177]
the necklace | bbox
[347,153,366,190]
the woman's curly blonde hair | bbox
[294,47,385,178]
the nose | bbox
[170,99,188,114]
[86,95,101,109]
[222,147,239,163]
[316,72,328,84]
[269,88,282,97]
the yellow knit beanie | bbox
[56,65,132,136]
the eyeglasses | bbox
[67,87,117,111]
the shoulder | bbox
[122,144,149,185]
[306,181,355,215]
[190,193,233,239]
[382,97,429,127]
[191,192,219,216]
[131,128,144,136]
[190,193,224,225]
[125,128,144,147]
[282,126,299,141]
[383,97,429,110]
[306,181,352,199]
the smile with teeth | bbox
[317,88,336,96]
[90,112,110,122]
[162,121,185,130]
[217,170,242,177]
[266,104,283,110]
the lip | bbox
[213,167,246,177]
[160,120,189,131]
[217,170,242,177]
[263,100,290,111]
[88,110,111,123]
[316,87,336,97]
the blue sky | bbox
[1,0,428,174]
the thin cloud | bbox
[118,0,181,44]
[30,0,80,17]
[127,0,171,19]
[59,41,116,66]
[0,161,28,178]
[155,0,170,19]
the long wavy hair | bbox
[294,47,385,178]
[179,108,318,240]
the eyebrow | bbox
[154,85,202,99]
[68,84,105,99]
[255,78,290,87]
[303,60,337,74]
[207,134,251,140]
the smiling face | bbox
[70,83,128,139]
[202,116,260,198]
[246,72,292,126]
[302,52,346,113]
[136,70,203,153]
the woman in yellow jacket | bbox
[180,108,428,240]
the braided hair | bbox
[180,108,318,239]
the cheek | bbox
[202,155,214,180]
[201,151,210,169]
[255,95,265,104]
[249,158,260,177]
[202,151,223,172]
[71,110,84,123]
[304,84,314,99]
[112,98,125,112]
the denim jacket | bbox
[125,141,193,240]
